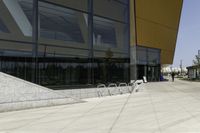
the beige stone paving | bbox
[0,79,200,133]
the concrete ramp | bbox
[0,72,83,112]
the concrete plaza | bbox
[1,79,200,133]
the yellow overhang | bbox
[135,0,183,64]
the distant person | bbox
[160,75,164,81]
[171,72,175,82]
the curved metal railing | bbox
[107,83,117,96]
[118,83,128,94]
[96,80,142,97]
[96,84,106,97]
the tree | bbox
[105,48,113,59]
[193,55,200,65]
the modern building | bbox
[0,0,183,89]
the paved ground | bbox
[1,79,200,133]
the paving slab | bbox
[0,79,200,133]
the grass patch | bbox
[181,78,200,82]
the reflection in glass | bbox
[148,49,160,65]
[137,46,161,81]
[0,57,33,82]
[137,46,160,65]
[93,0,129,23]
[137,46,147,65]
[0,0,131,88]
[0,49,32,57]
[39,2,84,43]
[0,18,9,33]
[18,0,33,25]
[93,59,129,84]
[38,61,89,88]
[93,16,117,47]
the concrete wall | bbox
[0,72,82,112]
[56,86,133,99]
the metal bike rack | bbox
[97,84,106,97]
[118,83,128,94]
[134,80,144,92]
[128,81,136,93]
[108,83,117,96]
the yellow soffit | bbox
[135,0,183,64]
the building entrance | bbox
[137,65,160,82]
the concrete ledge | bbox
[56,86,133,99]
[0,72,83,112]
[0,97,82,113]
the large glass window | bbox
[39,2,85,43]
[93,17,129,57]
[137,46,160,65]
[38,59,89,88]
[44,0,88,12]
[0,0,131,88]
[148,48,160,65]
[92,0,130,84]
[136,46,161,81]
[35,1,90,88]
[93,59,129,84]
[0,49,32,57]
[0,18,9,33]
[93,0,129,57]
[18,0,33,25]
[93,16,117,47]
[137,46,147,65]
[94,0,129,23]
[2,0,33,37]
[0,56,33,82]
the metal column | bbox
[32,0,39,84]
[88,0,94,85]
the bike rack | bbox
[97,84,106,97]
[128,81,136,93]
[96,80,140,97]
[108,83,117,96]
[118,83,128,94]
[134,80,144,92]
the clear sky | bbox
[173,0,200,67]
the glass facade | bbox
[137,46,161,81]
[18,0,33,26]
[0,18,9,33]
[93,17,117,47]
[36,1,90,88]
[0,0,163,89]
[92,0,130,85]
[39,2,85,43]
[0,0,130,89]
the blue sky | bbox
[173,0,200,67]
